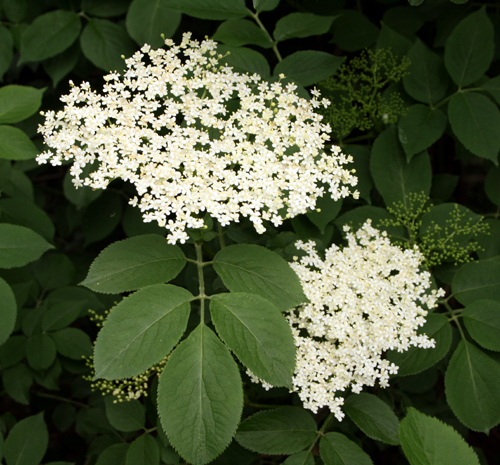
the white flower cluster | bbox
[249,220,443,420]
[37,33,358,244]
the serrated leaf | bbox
[0,224,53,268]
[4,412,48,465]
[483,75,500,105]
[273,13,335,42]
[0,335,27,370]
[452,258,500,305]
[463,299,500,351]
[83,191,123,246]
[125,434,159,465]
[213,19,273,48]
[82,235,186,294]
[213,244,306,312]
[80,19,136,73]
[165,0,248,20]
[26,333,56,370]
[19,10,81,63]
[51,327,93,360]
[217,45,270,79]
[445,340,500,432]
[370,126,432,207]
[158,324,243,465]
[253,0,280,12]
[274,51,345,87]
[387,313,452,376]
[96,443,129,465]
[235,407,316,455]
[0,125,38,160]
[0,278,16,345]
[0,26,14,81]
[41,302,83,332]
[33,253,75,291]
[319,432,373,465]
[63,167,103,210]
[42,41,80,88]
[376,22,413,59]
[398,105,447,161]
[399,408,480,465]
[344,393,400,445]
[81,0,131,17]
[2,363,32,405]
[444,8,494,88]
[330,10,379,52]
[283,451,314,465]
[94,284,192,379]
[0,85,45,124]
[105,397,145,432]
[210,292,295,388]
[403,39,449,105]
[126,0,181,49]
[306,196,343,234]
[448,92,500,163]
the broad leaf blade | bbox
[235,407,317,455]
[81,235,186,294]
[399,408,480,465]
[210,292,295,387]
[105,397,146,432]
[213,244,306,311]
[273,13,335,42]
[463,299,500,351]
[0,278,16,345]
[94,284,192,379]
[344,393,400,445]
[158,324,243,465]
[125,434,159,465]
[0,85,45,124]
[445,340,500,432]
[0,125,38,160]
[165,0,249,20]
[319,432,373,465]
[452,258,500,305]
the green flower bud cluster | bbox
[318,48,410,139]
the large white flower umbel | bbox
[38,33,358,244]
[250,220,444,420]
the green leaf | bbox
[306,196,343,234]
[382,6,424,36]
[452,258,500,305]
[165,0,248,20]
[483,75,500,105]
[319,432,373,465]
[399,408,480,465]
[273,13,335,42]
[253,0,280,12]
[0,197,55,241]
[274,51,345,87]
[41,302,83,332]
[210,292,295,387]
[343,145,373,204]
[82,235,186,294]
[344,393,400,445]
[122,205,166,238]
[0,335,27,370]
[126,434,159,465]
[105,397,146,432]
[83,192,123,246]
[485,166,500,206]
[236,407,316,455]
[403,39,449,105]
[283,451,314,465]
[330,10,379,52]
[51,327,93,359]
[445,340,500,432]
[26,333,57,370]
[398,105,447,161]
[0,85,45,124]
[0,278,16,345]
[448,92,500,163]
[33,253,75,291]
[126,0,181,49]
[370,126,432,207]
[158,324,243,465]
[81,0,131,17]
[217,45,270,79]
[213,19,273,48]
[463,299,500,351]
[96,443,129,465]
[444,8,494,88]
[94,284,192,379]
[387,313,452,376]
[43,41,80,88]
[63,168,103,210]
[0,224,53,268]
[0,25,14,81]
[0,125,38,160]
[20,10,81,63]
[213,244,306,312]
[2,363,32,404]
[4,412,48,465]
[376,22,413,59]
[80,19,136,73]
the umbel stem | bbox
[194,241,206,324]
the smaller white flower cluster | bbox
[37,33,358,244]
[249,220,444,420]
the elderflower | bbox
[249,220,444,420]
[37,33,358,244]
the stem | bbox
[34,391,89,409]
[217,222,226,249]
[248,11,283,62]
[195,241,206,324]
[302,412,336,461]
[443,301,466,339]
[432,87,486,110]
